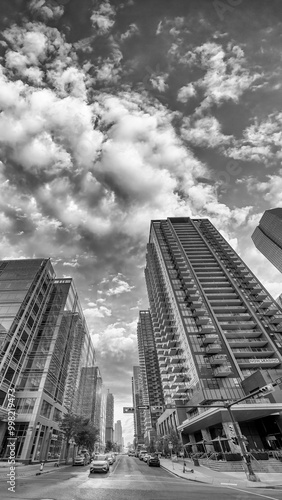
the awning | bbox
[178,402,282,435]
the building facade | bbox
[145,218,282,454]
[132,366,145,447]
[137,311,164,444]
[252,208,282,273]
[0,259,96,463]
[105,390,114,443]
[114,419,123,448]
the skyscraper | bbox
[0,259,97,462]
[114,419,123,448]
[137,311,164,443]
[252,208,282,273]
[145,218,282,453]
[105,390,114,443]
[132,366,145,446]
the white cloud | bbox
[177,83,197,103]
[91,0,116,36]
[181,115,232,148]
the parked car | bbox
[106,454,114,465]
[147,454,161,467]
[73,451,90,466]
[138,450,147,460]
[142,453,149,463]
[90,454,110,473]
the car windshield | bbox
[93,455,107,461]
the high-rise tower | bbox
[145,218,282,453]
[105,390,114,443]
[137,311,164,443]
[252,208,282,273]
[0,259,97,462]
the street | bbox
[1,455,282,500]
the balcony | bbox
[213,365,233,377]
[228,338,268,348]
[202,334,219,344]
[223,329,262,338]
[232,347,275,358]
[195,316,210,325]
[200,325,217,334]
[220,321,257,330]
[270,315,282,324]
[259,298,273,308]
[205,343,222,354]
[209,354,228,365]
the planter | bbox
[224,453,242,461]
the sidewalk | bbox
[160,457,282,489]
[0,461,70,479]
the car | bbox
[147,454,161,467]
[90,454,110,474]
[142,453,149,463]
[73,454,89,466]
[138,450,147,460]
[106,454,114,465]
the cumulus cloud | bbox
[177,83,197,103]
[91,0,116,36]
[181,115,232,148]
[225,113,282,165]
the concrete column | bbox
[201,428,214,453]
[222,421,241,453]
[188,433,198,453]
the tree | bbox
[167,429,182,454]
[105,440,113,452]
[59,411,99,461]
[75,419,99,453]
[59,410,82,462]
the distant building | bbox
[137,310,164,444]
[132,366,145,447]
[78,366,102,426]
[0,259,96,463]
[105,390,114,443]
[114,420,123,447]
[252,208,282,273]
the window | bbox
[40,400,52,419]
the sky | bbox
[1,0,282,446]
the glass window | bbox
[40,400,52,419]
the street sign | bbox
[151,405,163,412]
[259,384,275,395]
[138,405,150,410]
[123,407,134,413]
[168,443,173,450]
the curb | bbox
[160,464,209,484]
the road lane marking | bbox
[225,486,280,500]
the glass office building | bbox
[0,259,96,463]
[252,208,282,273]
[145,218,282,453]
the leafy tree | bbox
[75,420,99,452]
[59,411,98,461]
[105,440,113,452]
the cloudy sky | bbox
[1,0,282,445]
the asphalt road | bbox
[1,455,282,500]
